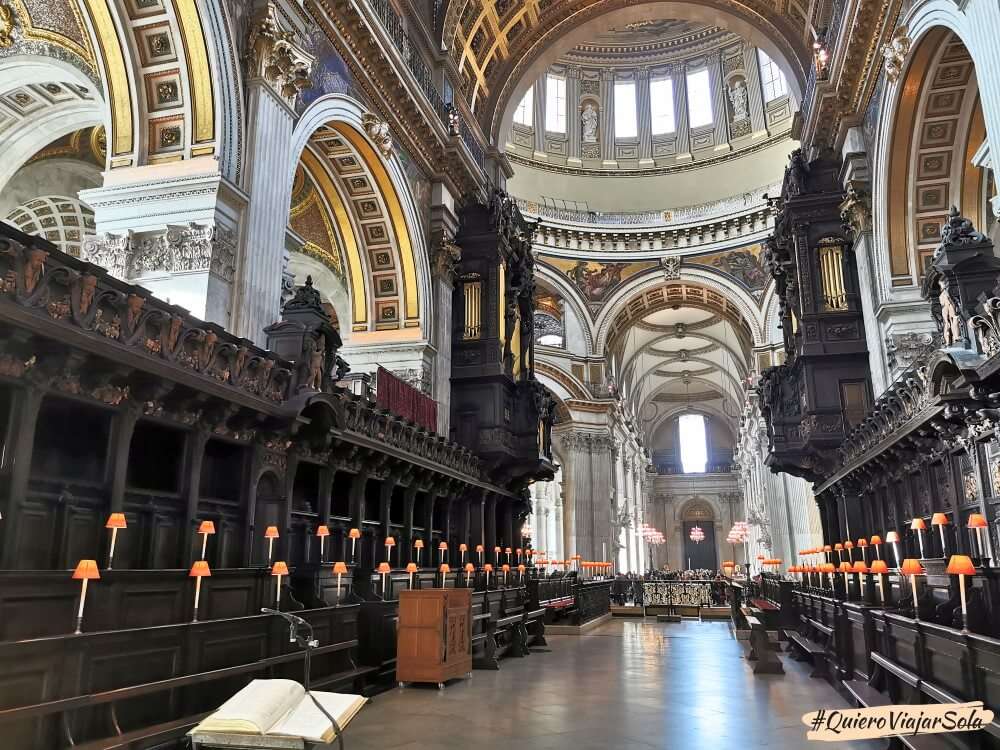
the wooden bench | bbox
[843,671,951,750]
[786,630,829,679]
[744,615,783,675]
[523,606,547,650]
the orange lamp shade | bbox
[857,538,868,547]
[459,544,468,552]
[476,544,484,552]
[72,560,100,580]
[885,531,900,543]
[264,526,280,539]
[439,564,450,574]
[822,563,835,573]
[834,543,843,551]
[900,558,924,576]
[483,564,493,572]
[870,535,882,545]
[316,525,329,538]
[500,564,510,573]
[870,560,889,574]
[516,548,523,555]
[494,546,501,554]
[838,562,852,572]
[946,555,976,576]
[349,528,361,539]
[414,539,424,548]
[405,562,418,573]
[968,514,988,529]
[852,561,868,574]
[385,537,395,547]
[910,518,927,531]
[844,541,854,549]
[518,564,526,572]
[377,562,391,574]
[438,541,448,550]
[198,520,216,535]
[505,547,512,554]
[931,513,949,526]
[333,562,348,574]
[271,561,289,576]
[823,545,832,552]
[105,513,127,529]
[464,563,475,572]
[189,561,211,577]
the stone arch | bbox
[289,94,429,342]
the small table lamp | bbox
[414,538,424,565]
[823,545,832,563]
[475,544,484,565]
[968,514,988,560]
[459,543,468,565]
[857,538,868,565]
[72,560,100,634]
[265,526,279,564]
[333,561,348,603]
[946,554,976,630]
[105,513,126,569]
[833,543,843,564]
[931,513,949,557]
[910,518,927,558]
[439,563,450,588]
[406,562,418,589]
[349,528,361,560]
[377,561,391,599]
[385,536,396,563]
[505,547,512,565]
[190,561,211,622]
[316,525,329,562]
[484,563,493,587]
[438,541,448,565]
[198,520,216,560]
[844,541,854,563]
[885,531,901,568]
[517,564,526,583]
[870,559,889,603]
[870,535,883,560]
[502,563,510,586]
[271,561,289,607]
[900,558,924,620]
[464,562,475,587]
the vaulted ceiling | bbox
[439,0,815,140]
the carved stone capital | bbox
[82,223,236,282]
[362,113,394,158]
[883,28,911,84]
[839,181,872,235]
[430,233,462,280]
[246,1,314,107]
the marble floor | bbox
[341,618,881,750]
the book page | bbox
[269,691,367,743]
[197,679,305,735]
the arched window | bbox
[757,49,788,102]
[679,413,708,473]
[545,74,566,133]
[614,80,637,138]
[686,69,713,128]
[514,87,534,127]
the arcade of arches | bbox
[4,0,1000,747]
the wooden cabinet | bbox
[396,588,471,686]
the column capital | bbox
[246,1,315,109]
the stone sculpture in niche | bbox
[729,80,749,121]
[581,102,599,143]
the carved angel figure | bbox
[728,80,749,121]
[939,278,963,347]
[581,103,599,144]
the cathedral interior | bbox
[2,0,1000,748]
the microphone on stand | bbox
[261,609,345,750]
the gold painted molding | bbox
[81,0,132,157]
[172,0,215,145]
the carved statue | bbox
[728,80,749,121]
[125,294,144,332]
[77,274,97,315]
[581,103,599,144]
[306,336,324,390]
[786,149,808,195]
[23,248,47,294]
[939,277,963,347]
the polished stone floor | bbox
[341,619,880,749]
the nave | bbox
[342,619,872,750]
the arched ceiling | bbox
[439,0,812,139]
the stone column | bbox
[636,68,654,166]
[600,70,617,168]
[674,66,691,160]
[742,44,768,136]
[554,496,564,560]
[566,66,582,166]
[709,53,730,152]
[231,1,314,343]
[533,75,547,157]
[429,183,460,434]
[555,429,584,557]
[485,495,498,563]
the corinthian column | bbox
[234,0,314,343]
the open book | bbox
[194,679,366,744]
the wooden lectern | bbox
[396,588,471,688]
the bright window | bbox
[514,86,533,127]
[679,413,708,473]
[546,75,566,133]
[614,81,638,138]
[650,77,675,134]
[686,69,714,128]
[757,49,788,102]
